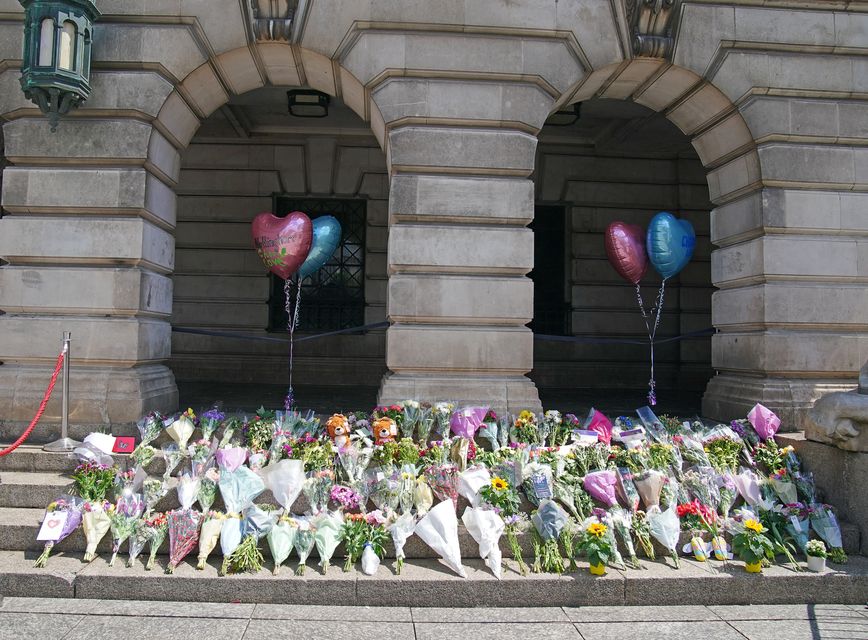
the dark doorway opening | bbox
[530,204,570,336]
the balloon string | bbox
[635,280,667,406]
[284,278,303,411]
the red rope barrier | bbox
[0,351,66,457]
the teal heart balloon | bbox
[646,211,696,279]
[297,215,342,279]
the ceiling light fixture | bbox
[287,89,330,118]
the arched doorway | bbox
[532,97,713,415]
[530,60,761,419]
[166,86,388,413]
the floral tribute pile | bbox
[34,401,848,576]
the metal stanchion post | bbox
[43,332,81,452]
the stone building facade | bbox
[0,0,866,431]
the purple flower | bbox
[202,409,225,422]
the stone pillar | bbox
[0,118,178,437]
[370,79,555,412]
[701,96,868,429]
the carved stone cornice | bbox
[249,0,296,42]
[626,0,681,58]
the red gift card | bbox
[112,437,136,454]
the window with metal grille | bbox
[269,197,366,332]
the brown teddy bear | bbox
[326,413,352,449]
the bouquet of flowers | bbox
[631,510,655,559]
[226,504,277,574]
[633,470,666,510]
[477,410,500,451]
[218,465,265,575]
[165,474,202,573]
[530,499,568,574]
[503,512,530,575]
[200,407,225,442]
[810,504,847,564]
[197,511,225,570]
[402,400,422,440]
[416,404,436,445]
[144,511,168,570]
[424,464,459,509]
[268,513,297,574]
[127,518,149,567]
[415,499,466,577]
[360,513,390,575]
[611,506,642,569]
[167,409,196,450]
[414,476,435,516]
[161,443,183,480]
[677,499,717,562]
[747,403,780,441]
[389,512,416,574]
[397,465,417,514]
[113,469,137,502]
[33,497,83,568]
[82,500,112,562]
[131,444,158,470]
[108,492,144,566]
[769,468,798,505]
[717,473,737,519]
[142,476,168,514]
[782,503,811,553]
[432,402,454,440]
[732,468,775,510]
[337,443,373,493]
[188,439,214,477]
[196,467,220,513]
[293,516,316,575]
[450,406,488,441]
[522,462,554,507]
[583,470,619,509]
[136,411,165,447]
[457,465,491,508]
[303,469,335,514]
[647,505,681,568]
[313,510,344,573]
[461,506,505,579]
[73,461,117,503]
[585,409,614,445]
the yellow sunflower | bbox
[491,477,509,491]
[744,519,764,534]
[587,522,608,538]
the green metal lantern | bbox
[18,0,100,132]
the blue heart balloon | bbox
[646,211,696,279]
[297,215,342,279]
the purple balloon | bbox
[604,222,648,285]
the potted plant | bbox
[805,539,827,572]
[732,518,775,573]
[575,520,613,575]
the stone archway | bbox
[533,60,761,417]
[148,43,390,411]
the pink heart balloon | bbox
[604,221,648,285]
[252,211,313,280]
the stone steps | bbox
[2,550,866,607]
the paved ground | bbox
[0,599,865,640]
